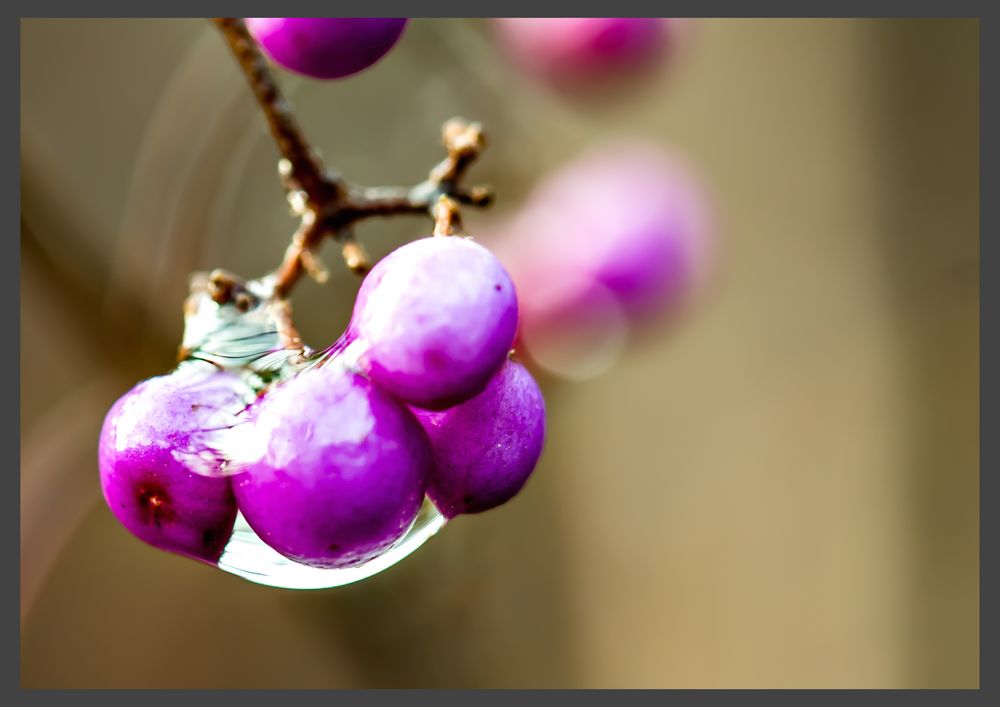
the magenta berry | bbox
[231,360,430,569]
[348,236,519,410]
[501,140,714,326]
[98,365,252,563]
[412,360,545,518]
[494,18,673,88]
[246,18,407,80]
[480,140,715,379]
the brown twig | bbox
[266,297,305,352]
[211,18,493,300]
[212,18,339,206]
[432,195,464,236]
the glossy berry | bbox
[348,236,519,410]
[231,360,430,569]
[493,18,674,88]
[245,18,407,80]
[412,359,545,518]
[98,364,251,564]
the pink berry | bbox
[494,18,677,89]
[485,140,716,377]
[509,140,715,324]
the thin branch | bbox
[212,18,494,299]
[432,195,464,237]
[212,18,340,206]
[430,118,489,185]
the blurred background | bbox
[20,18,978,688]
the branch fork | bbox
[212,18,492,301]
[184,19,495,361]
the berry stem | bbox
[211,18,493,298]
[212,18,340,208]
[432,195,463,236]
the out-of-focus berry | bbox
[487,139,716,379]
[493,18,682,91]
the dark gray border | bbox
[12,6,991,706]
[979,7,990,701]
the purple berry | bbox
[348,236,519,410]
[98,365,251,564]
[494,18,676,88]
[231,360,430,569]
[497,140,715,328]
[245,18,407,80]
[481,140,715,379]
[412,360,545,518]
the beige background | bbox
[20,19,978,687]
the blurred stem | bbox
[211,18,494,299]
[432,195,464,236]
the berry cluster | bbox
[99,235,545,570]
[96,17,708,586]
